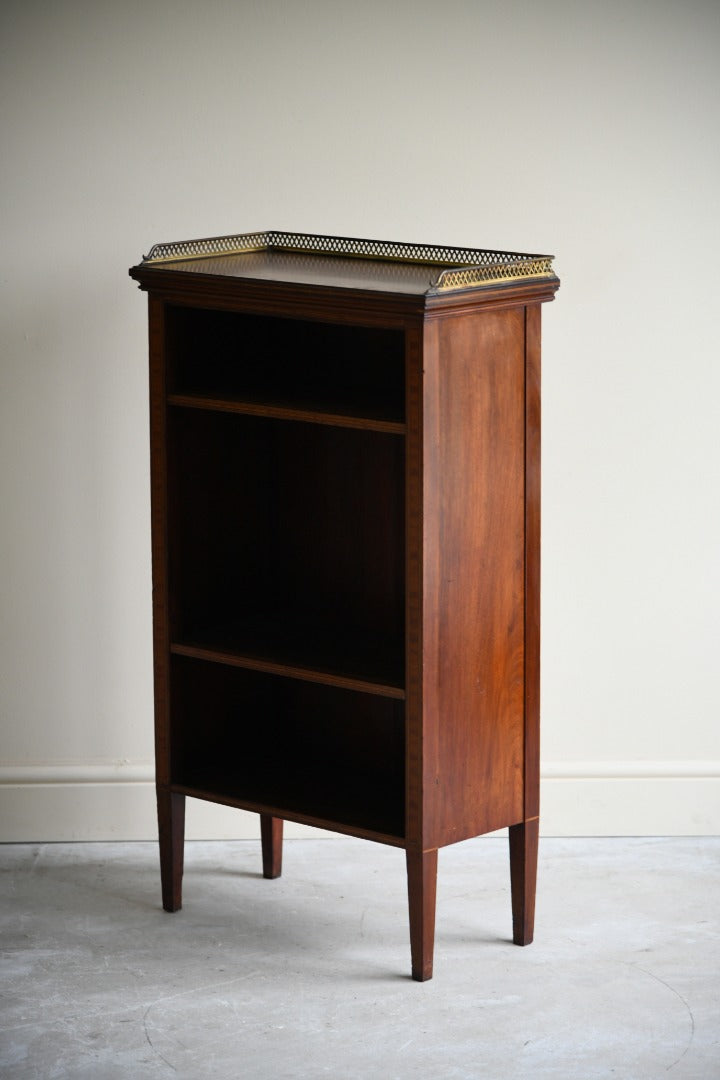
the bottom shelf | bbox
[170,656,406,841]
[171,783,406,847]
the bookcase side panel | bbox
[524,302,542,824]
[422,307,526,848]
[404,323,425,850]
[148,296,172,790]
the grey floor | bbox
[1,838,718,1079]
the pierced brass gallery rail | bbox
[141,230,555,292]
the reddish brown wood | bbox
[169,641,404,700]
[157,788,185,911]
[506,305,542,951]
[524,304,542,823]
[130,263,557,326]
[171,782,405,848]
[260,814,283,879]
[421,308,526,849]
[406,849,438,981]
[509,817,539,944]
[130,235,559,980]
[167,393,406,435]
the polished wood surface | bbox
[131,261,558,328]
[524,304,542,826]
[260,815,283,880]
[420,308,526,849]
[134,236,554,299]
[150,248,449,295]
[130,234,559,979]
[509,818,539,944]
[406,848,438,981]
[157,789,185,911]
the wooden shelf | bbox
[170,639,404,699]
[165,304,405,431]
[170,778,405,846]
[169,656,405,841]
[167,392,406,435]
[168,411,405,690]
[171,609,403,699]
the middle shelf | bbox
[167,407,406,696]
[167,392,406,435]
[170,610,404,699]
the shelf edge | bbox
[167,394,406,435]
[170,642,406,700]
[169,782,406,848]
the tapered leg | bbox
[509,818,539,945]
[260,814,283,879]
[406,848,438,981]
[157,788,185,912]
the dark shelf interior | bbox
[170,657,406,839]
[166,305,405,425]
[170,611,404,698]
[168,409,405,690]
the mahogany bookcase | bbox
[129,231,559,980]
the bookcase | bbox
[129,231,559,980]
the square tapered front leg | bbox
[260,814,283,879]
[406,849,438,981]
[509,818,539,945]
[157,789,185,912]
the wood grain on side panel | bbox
[524,304,542,822]
[422,308,526,848]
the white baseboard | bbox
[0,761,718,841]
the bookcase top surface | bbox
[131,230,557,297]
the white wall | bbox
[1,0,718,840]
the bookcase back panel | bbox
[170,656,405,839]
[166,305,405,425]
[168,409,405,688]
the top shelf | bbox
[165,305,406,430]
[132,229,557,297]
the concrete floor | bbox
[1,837,718,1079]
